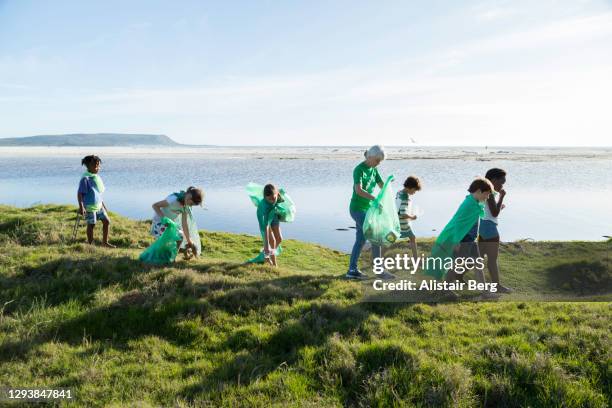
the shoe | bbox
[345,269,367,280]
[497,285,513,294]
[377,270,396,280]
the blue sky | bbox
[1,0,611,146]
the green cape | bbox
[425,194,484,279]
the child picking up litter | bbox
[77,155,114,247]
[246,183,296,266]
[150,187,204,259]
[395,175,422,260]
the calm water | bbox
[0,154,610,251]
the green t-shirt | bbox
[349,161,383,211]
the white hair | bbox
[364,145,385,160]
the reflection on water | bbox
[0,156,610,251]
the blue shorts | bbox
[85,208,109,225]
[270,214,280,227]
[479,219,499,239]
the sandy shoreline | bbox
[0,146,610,161]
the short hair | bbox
[403,176,421,190]
[81,155,101,167]
[263,184,277,197]
[485,168,507,181]
[184,186,204,205]
[364,145,385,160]
[468,177,494,193]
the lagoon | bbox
[0,146,610,252]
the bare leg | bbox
[102,220,115,247]
[86,224,94,244]
[271,225,283,266]
[409,237,418,260]
[479,238,500,283]
[266,228,277,266]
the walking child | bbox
[479,168,512,293]
[425,177,494,280]
[395,176,421,260]
[77,155,114,247]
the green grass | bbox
[0,205,610,407]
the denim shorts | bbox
[270,214,280,227]
[479,219,499,239]
[85,208,109,225]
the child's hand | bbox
[79,206,86,216]
[499,189,506,197]
[410,215,418,220]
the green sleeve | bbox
[353,164,363,186]
[375,168,383,184]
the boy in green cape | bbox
[425,178,494,279]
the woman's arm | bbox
[354,184,376,200]
[152,200,169,218]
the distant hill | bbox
[0,133,181,147]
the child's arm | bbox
[181,211,192,245]
[77,193,86,215]
[152,200,169,218]
[487,190,506,217]
[263,225,272,253]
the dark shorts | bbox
[454,240,480,260]
[400,228,415,239]
[85,208,109,225]
[270,214,280,227]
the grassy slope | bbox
[0,205,610,407]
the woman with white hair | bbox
[346,145,389,279]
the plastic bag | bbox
[246,246,283,264]
[363,175,401,246]
[140,217,183,265]
[275,189,296,222]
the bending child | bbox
[396,175,421,260]
[77,155,114,247]
[257,184,283,266]
[151,187,204,257]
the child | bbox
[395,176,421,260]
[257,184,283,266]
[425,177,494,280]
[479,168,511,293]
[151,187,204,257]
[77,155,114,247]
